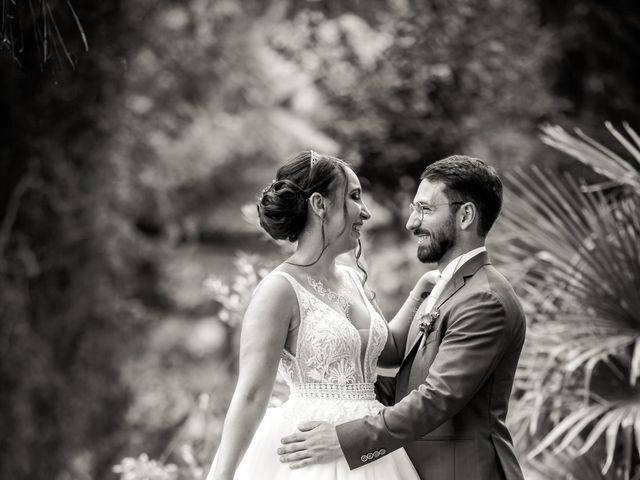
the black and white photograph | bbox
[1,1,639,479]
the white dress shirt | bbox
[418,246,487,348]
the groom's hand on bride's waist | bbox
[278,421,343,468]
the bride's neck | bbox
[287,234,339,280]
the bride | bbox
[206,151,435,480]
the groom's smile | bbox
[414,230,431,245]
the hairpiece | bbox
[309,150,319,169]
[261,179,277,195]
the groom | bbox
[278,155,526,479]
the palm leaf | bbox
[501,123,640,476]
[525,447,613,480]
[632,339,640,386]
[539,123,640,194]
[528,398,640,474]
[502,169,640,327]
[527,404,611,458]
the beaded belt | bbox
[289,383,376,400]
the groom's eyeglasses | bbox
[409,201,465,222]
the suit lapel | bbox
[401,252,491,364]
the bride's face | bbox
[324,167,371,253]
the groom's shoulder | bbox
[465,262,512,292]
[467,264,525,324]
[460,264,521,307]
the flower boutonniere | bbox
[418,309,440,337]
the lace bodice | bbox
[272,267,388,398]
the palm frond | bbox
[502,168,640,329]
[528,398,640,474]
[1,0,87,68]
[525,447,613,480]
[632,339,640,387]
[539,123,640,194]
[501,123,640,476]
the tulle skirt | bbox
[205,395,420,480]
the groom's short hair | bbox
[421,155,503,237]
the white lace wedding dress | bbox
[205,267,420,479]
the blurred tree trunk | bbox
[0,2,142,480]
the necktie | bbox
[418,272,446,349]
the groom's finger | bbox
[279,450,311,464]
[297,421,321,431]
[289,457,315,469]
[280,432,305,444]
[278,441,307,455]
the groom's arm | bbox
[337,290,516,469]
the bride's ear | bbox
[308,192,327,219]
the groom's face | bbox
[406,180,458,264]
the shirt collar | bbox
[439,246,487,280]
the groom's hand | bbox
[278,421,343,468]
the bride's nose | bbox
[361,203,371,220]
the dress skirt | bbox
[205,394,420,480]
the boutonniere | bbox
[418,309,440,336]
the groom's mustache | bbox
[413,230,431,237]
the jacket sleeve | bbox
[336,290,511,469]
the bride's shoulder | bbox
[245,269,299,321]
[254,266,298,300]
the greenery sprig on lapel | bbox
[418,309,440,338]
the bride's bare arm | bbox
[210,275,296,480]
[377,271,439,367]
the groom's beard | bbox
[417,215,457,264]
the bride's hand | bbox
[411,269,440,299]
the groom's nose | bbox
[406,212,420,231]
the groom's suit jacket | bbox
[336,252,526,480]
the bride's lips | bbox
[352,222,363,235]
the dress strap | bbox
[339,265,368,300]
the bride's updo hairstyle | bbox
[258,151,349,242]
[258,150,374,297]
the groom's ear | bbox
[459,202,477,231]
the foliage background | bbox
[1,1,638,479]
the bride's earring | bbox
[320,215,326,250]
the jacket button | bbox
[380,449,386,455]
[373,451,380,458]
[360,455,368,462]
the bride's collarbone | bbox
[275,265,373,328]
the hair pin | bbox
[310,150,319,168]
